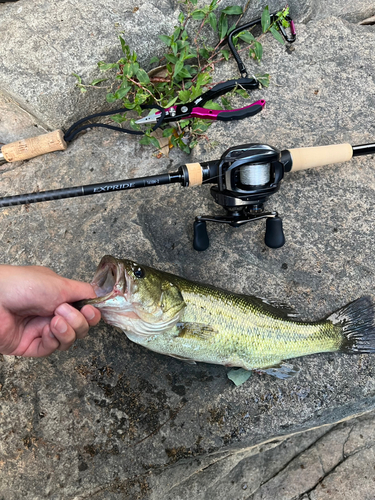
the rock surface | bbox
[0,0,375,498]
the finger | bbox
[12,321,60,357]
[38,324,61,356]
[80,305,101,326]
[61,279,98,303]
[50,316,77,351]
[54,303,90,339]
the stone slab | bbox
[0,1,375,499]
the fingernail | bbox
[55,317,68,334]
[55,303,73,318]
[85,307,96,320]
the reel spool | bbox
[193,144,289,251]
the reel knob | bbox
[265,216,285,248]
[193,220,210,251]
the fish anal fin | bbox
[168,353,196,365]
[257,362,299,380]
[177,322,218,340]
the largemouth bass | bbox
[78,255,375,379]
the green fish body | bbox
[79,256,375,378]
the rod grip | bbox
[185,163,203,186]
[289,143,353,171]
[1,130,68,162]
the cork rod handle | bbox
[185,163,203,186]
[1,130,68,162]
[289,143,353,171]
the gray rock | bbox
[1,1,375,499]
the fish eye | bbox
[133,267,145,279]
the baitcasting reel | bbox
[0,141,374,251]
[191,143,292,250]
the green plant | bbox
[74,2,291,153]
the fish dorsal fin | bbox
[258,362,299,379]
[176,322,218,340]
[254,296,299,319]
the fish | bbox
[76,255,375,379]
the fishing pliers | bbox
[135,78,265,126]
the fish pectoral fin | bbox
[167,353,196,365]
[176,322,218,340]
[257,362,299,380]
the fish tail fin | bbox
[327,296,375,354]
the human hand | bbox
[0,265,101,357]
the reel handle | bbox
[265,217,285,248]
[193,221,210,251]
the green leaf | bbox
[253,41,263,62]
[203,100,223,110]
[171,41,178,56]
[162,127,175,137]
[122,63,133,78]
[178,66,192,78]
[149,56,159,64]
[159,34,172,46]
[72,73,82,84]
[90,78,108,86]
[227,23,237,35]
[179,119,191,128]
[209,0,218,9]
[235,88,249,98]
[227,368,251,386]
[80,87,87,93]
[119,36,127,54]
[189,85,203,101]
[192,119,211,134]
[130,119,141,131]
[115,85,131,99]
[136,68,150,85]
[219,12,228,40]
[173,26,181,40]
[261,5,271,33]
[166,53,178,64]
[173,60,184,79]
[139,135,151,146]
[222,5,242,15]
[199,48,210,59]
[191,9,206,20]
[165,96,178,108]
[270,25,285,45]
[178,12,185,24]
[221,96,232,109]
[178,89,191,103]
[255,73,270,87]
[221,49,230,61]
[110,113,128,124]
[190,0,197,4]
[149,136,161,149]
[98,62,119,71]
[106,93,117,103]
[208,12,217,31]
[237,31,255,44]
[196,72,211,87]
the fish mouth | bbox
[91,255,127,302]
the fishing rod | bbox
[1,141,374,250]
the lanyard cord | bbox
[63,104,166,143]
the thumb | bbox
[61,278,98,304]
